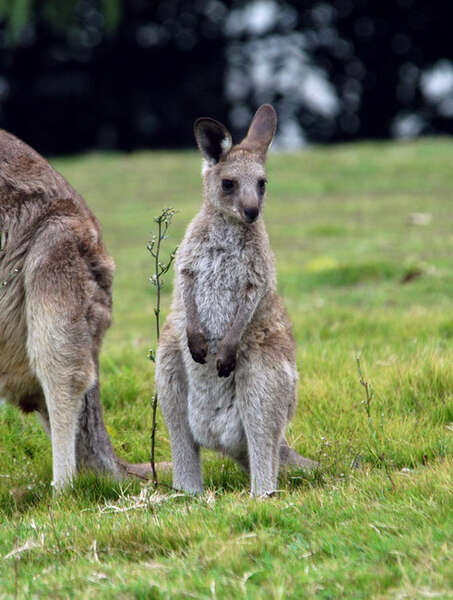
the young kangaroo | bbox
[156,105,317,496]
[0,130,151,489]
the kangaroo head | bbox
[194,104,277,224]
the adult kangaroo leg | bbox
[35,353,146,480]
[35,355,152,481]
[25,235,108,488]
[156,320,202,494]
[27,316,96,488]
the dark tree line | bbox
[0,0,452,155]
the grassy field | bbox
[1,139,453,599]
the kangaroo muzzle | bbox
[243,204,259,222]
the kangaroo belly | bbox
[183,350,245,456]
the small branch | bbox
[356,354,374,419]
[147,208,177,487]
[381,453,396,492]
[355,355,396,491]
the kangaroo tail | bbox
[77,373,171,481]
[76,377,124,477]
[279,438,319,472]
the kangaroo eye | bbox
[257,179,267,194]
[221,179,234,193]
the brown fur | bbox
[0,130,153,487]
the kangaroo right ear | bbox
[194,118,233,165]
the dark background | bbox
[1,0,452,155]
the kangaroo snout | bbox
[243,205,259,222]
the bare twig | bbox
[356,354,374,419]
[355,355,397,491]
[147,208,177,487]
[381,453,396,492]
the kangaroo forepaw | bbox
[187,330,208,364]
[216,344,236,377]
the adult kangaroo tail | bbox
[76,376,171,480]
[279,439,319,472]
[76,377,124,477]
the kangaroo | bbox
[156,105,317,496]
[0,130,151,489]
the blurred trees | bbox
[0,0,452,154]
[0,1,230,153]
[226,0,453,146]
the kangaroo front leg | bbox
[217,282,264,378]
[181,269,208,364]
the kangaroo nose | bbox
[244,206,259,222]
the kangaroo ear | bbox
[194,118,233,164]
[240,104,277,156]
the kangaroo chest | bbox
[192,230,249,342]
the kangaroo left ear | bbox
[194,118,233,165]
[239,104,277,156]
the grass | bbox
[1,138,453,599]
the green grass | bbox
[1,139,453,599]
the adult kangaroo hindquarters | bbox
[156,105,318,496]
[0,129,151,489]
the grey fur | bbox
[156,105,317,496]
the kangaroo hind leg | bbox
[25,240,96,490]
[236,363,287,497]
[27,317,95,490]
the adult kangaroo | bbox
[0,130,150,489]
[156,105,317,496]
